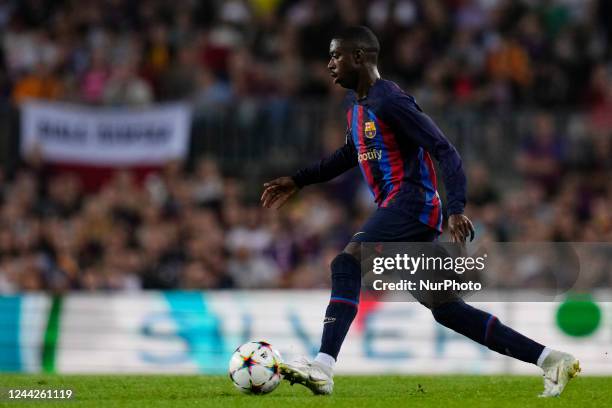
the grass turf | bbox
[0,374,608,408]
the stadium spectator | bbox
[516,112,566,196]
[103,61,153,106]
[12,62,63,104]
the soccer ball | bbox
[228,341,283,394]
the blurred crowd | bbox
[0,0,611,292]
[1,0,612,110]
[0,154,350,291]
[0,109,611,292]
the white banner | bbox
[20,101,191,165]
[1,291,610,374]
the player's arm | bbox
[382,96,474,242]
[292,140,357,188]
[261,139,357,209]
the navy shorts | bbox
[350,207,439,243]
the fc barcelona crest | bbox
[364,121,376,139]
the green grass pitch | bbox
[0,374,609,408]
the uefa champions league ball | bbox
[229,341,283,394]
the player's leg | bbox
[279,242,360,395]
[430,299,545,362]
[281,209,438,394]
[428,299,580,396]
[317,242,361,364]
[315,210,435,369]
[403,228,580,397]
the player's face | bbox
[328,39,359,89]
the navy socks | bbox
[319,253,361,360]
[431,300,545,364]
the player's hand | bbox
[261,177,299,209]
[448,214,475,244]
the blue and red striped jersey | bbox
[293,79,466,233]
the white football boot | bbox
[280,357,334,395]
[539,350,581,397]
